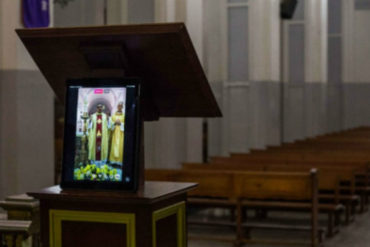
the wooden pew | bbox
[231,151,370,162]
[257,143,370,152]
[210,157,368,179]
[183,162,348,234]
[225,153,370,190]
[232,149,370,212]
[249,149,370,156]
[183,162,358,199]
[146,168,322,247]
[210,157,369,212]
[217,153,370,170]
[234,170,321,246]
[284,138,370,146]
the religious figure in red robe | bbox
[88,104,110,164]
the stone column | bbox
[185,0,204,162]
[249,0,280,82]
[304,0,328,136]
[305,0,328,83]
[248,0,281,148]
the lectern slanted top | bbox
[16,23,221,121]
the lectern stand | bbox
[17,23,221,247]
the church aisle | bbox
[325,210,370,247]
[189,210,370,247]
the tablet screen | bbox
[61,78,140,191]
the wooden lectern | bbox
[17,23,221,247]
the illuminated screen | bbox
[74,87,126,182]
[61,79,140,191]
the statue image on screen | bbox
[73,87,126,182]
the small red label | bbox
[94,89,104,94]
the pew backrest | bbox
[146,168,317,201]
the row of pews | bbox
[146,126,370,247]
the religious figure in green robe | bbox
[109,102,125,165]
[88,104,110,164]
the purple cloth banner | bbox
[23,0,50,28]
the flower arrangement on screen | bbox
[74,164,121,182]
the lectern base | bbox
[28,181,196,247]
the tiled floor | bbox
[188,210,370,247]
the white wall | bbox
[0,0,54,199]
[54,0,105,27]
[0,0,38,71]
[343,0,370,83]
[341,0,370,128]
[353,11,370,82]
